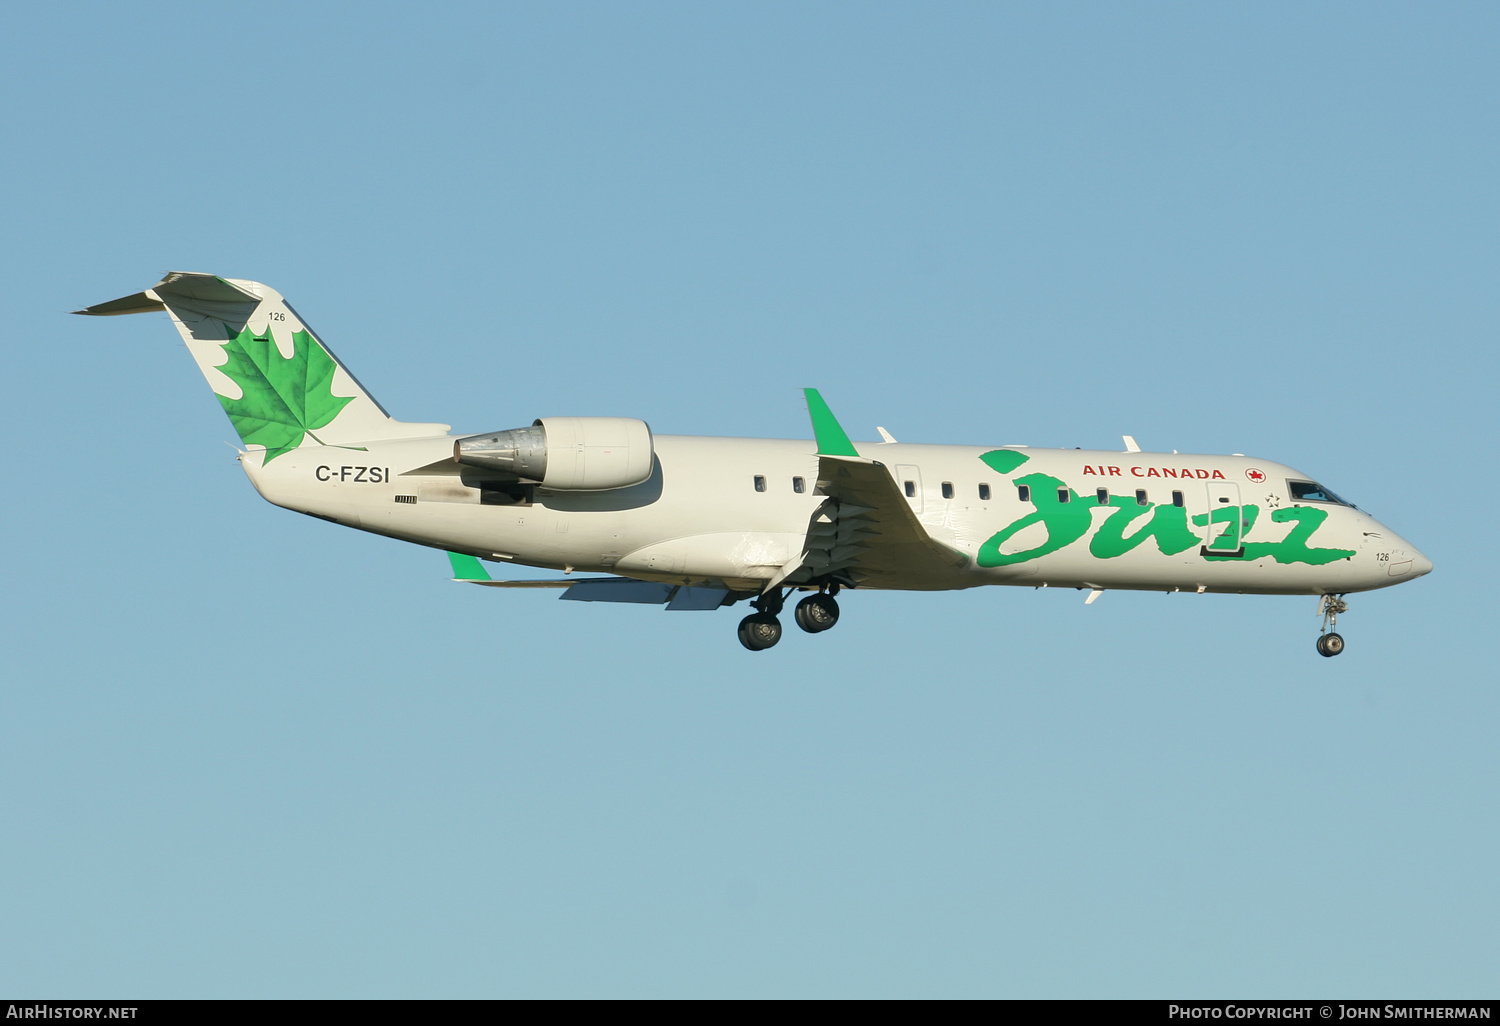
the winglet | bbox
[447,551,492,581]
[804,388,859,457]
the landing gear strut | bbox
[1317,594,1347,657]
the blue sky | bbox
[1,1,1495,997]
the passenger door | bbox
[1203,482,1244,556]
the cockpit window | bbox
[1288,480,1352,506]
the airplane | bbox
[78,272,1432,656]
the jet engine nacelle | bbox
[454,416,654,491]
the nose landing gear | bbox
[1317,594,1348,657]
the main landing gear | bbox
[794,592,840,634]
[1317,594,1348,658]
[737,585,842,651]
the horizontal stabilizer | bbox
[76,273,261,326]
[74,291,166,316]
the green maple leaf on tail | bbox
[214,325,354,462]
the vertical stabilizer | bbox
[76,273,449,462]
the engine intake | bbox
[454,416,654,491]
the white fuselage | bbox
[241,434,1431,598]
[74,272,1431,630]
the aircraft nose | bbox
[1383,544,1432,581]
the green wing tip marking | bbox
[447,552,491,581]
[804,388,859,457]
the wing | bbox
[446,552,732,608]
[797,390,970,589]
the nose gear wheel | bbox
[1317,594,1348,657]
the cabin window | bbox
[1172,490,1184,508]
[1057,488,1070,504]
[941,482,954,499]
[978,483,991,501]
[792,476,805,493]
[1136,488,1148,506]
[1096,488,1109,505]
[1017,484,1031,503]
[904,480,917,498]
[754,475,766,492]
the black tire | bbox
[738,614,783,651]
[1317,632,1345,658]
[794,594,840,633]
